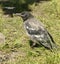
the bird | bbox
[16,11,57,50]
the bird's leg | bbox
[32,42,36,47]
[32,40,37,48]
[30,40,36,48]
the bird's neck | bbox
[24,15,34,21]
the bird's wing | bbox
[24,20,52,49]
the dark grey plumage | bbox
[20,11,57,50]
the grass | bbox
[0,0,60,64]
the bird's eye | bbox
[21,12,25,15]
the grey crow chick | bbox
[19,11,57,50]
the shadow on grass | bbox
[0,0,51,17]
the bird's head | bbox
[20,11,34,21]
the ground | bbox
[0,0,60,64]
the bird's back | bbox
[24,17,45,31]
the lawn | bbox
[0,0,60,64]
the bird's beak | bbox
[14,13,24,17]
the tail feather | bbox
[46,31,60,52]
[46,31,57,49]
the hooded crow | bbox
[18,11,57,50]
